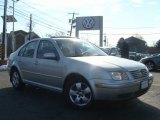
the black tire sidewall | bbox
[146,61,155,71]
[11,69,24,90]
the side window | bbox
[19,41,38,58]
[18,46,26,57]
[37,40,57,59]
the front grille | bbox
[130,69,149,79]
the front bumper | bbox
[90,75,153,101]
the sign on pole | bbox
[76,16,103,46]
[1,15,17,22]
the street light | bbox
[12,0,19,52]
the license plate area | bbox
[140,80,149,89]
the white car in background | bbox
[100,47,121,57]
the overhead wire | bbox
[1,1,160,36]
[5,0,69,31]
[79,32,160,36]
[8,6,67,31]
[103,27,160,29]
[0,6,65,33]
[5,6,67,32]
[19,1,67,23]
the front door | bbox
[33,40,64,90]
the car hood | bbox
[145,55,157,59]
[67,56,146,71]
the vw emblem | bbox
[82,17,95,29]
[137,71,143,77]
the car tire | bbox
[11,69,25,90]
[64,77,93,109]
[145,61,155,71]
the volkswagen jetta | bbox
[8,38,153,109]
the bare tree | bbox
[133,34,144,40]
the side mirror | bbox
[43,53,57,60]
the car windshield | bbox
[55,39,107,57]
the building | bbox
[0,30,40,57]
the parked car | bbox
[140,54,160,71]
[100,47,121,57]
[129,52,137,60]
[8,38,153,109]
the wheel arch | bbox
[10,66,20,81]
[145,60,156,70]
[63,73,91,93]
[145,60,155,64]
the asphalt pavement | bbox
[0,71,160,120]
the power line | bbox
[2,7,66,33]
[2,6,160,36]
[104,27,160,29]
[3,1,160,31]
[7,7,68,32]
[16,7,68,29]
[4,0,69,31]
[35,25,43,37]
[8,6,68,31]
[106,33,160,35]
[80,32,160,36]
[19,1,67,23]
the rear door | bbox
[17,40,39,81]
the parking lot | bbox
[0,71,160,120]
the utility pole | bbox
[104,36,106,46]
[68,12,78,36]
[104,35,109,47]
[29,14,32,40]
[12,0,15,52]
[1,0,8,60]
[12,0,19,52]
[106,36,108,47]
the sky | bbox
[0,0,160,47]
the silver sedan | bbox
[7,38,153,109]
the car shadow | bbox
[152,70,160,73]
[0,86,160,120]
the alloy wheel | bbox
[12,71,20,87]
[69,82,92,107]
[146,62,154,71]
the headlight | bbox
[145,66,149,72]
[110,72,128,80]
